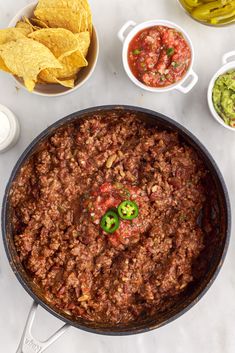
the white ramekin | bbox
[0,104,20,153]
[118,20,198,94]
[8,3,99,97]
[208,51,235,131]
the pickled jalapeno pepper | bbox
[118,201,139,220]
[100,211,120,233]
[179,0,235,25]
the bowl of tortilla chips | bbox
[0,0,99,96]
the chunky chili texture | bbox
[128,26,191,87]
[11,112,218,324]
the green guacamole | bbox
[212,70,235,127]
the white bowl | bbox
[118,20,198,94]
[208,51,235,131]
[0,104,20,153]
[8,2,99,97]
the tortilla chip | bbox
[56,78,75,87]
[21,16,48,31]
[34,0,93,36]
[20,17,37,32]
[30,27,87,82]
[0,37,62,91]
[36,0,90,10]
[39,70,75,87]
[15,21,34,35]
[34,0,92,33]
[75,31,90,57]
[24,78,36,92]
[0,28,27,45]
[30,18,49,28]
[0,56,10,72]
[39,46,87,82]
[29,28,80,60]
[29,26,87,87]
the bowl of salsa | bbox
[118,20,198,93]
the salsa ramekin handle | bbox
[176,70,198,94]
[222,51,235,65]
[15,301,70,353]
[117,20,136,42]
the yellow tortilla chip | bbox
[36,0,90,10]
[35,0,92,19]
[30,27,87,87]
[22,16,49,31]
[22,16,41,31]
[15,21,34,35]
[22,16,33,26]
[24,78,36,92]
[0,28,27,45]
[29,28,80,60]
[34,7,91,33]
[39,70,75,87]
[0,38,62,91]
[30,18,49,28]
[75,32,90,57]
[53,49,87,78]
[55,77,75,87]
[39,46,87,82]
[0,57,10,72]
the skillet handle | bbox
[16,302,70,353]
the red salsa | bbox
[83,182,149,247]
[128,26,192,88]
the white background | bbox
[0,0,235,352]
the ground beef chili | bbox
[128,26,191,87]
[11,112,218,324]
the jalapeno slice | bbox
[100,211,120,233]
[118,201,139,220]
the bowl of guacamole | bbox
[208,52,235,131]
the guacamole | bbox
[212,70,235,127]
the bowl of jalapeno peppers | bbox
[177,0,235,26]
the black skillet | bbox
[1,106,231,352]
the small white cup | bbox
[118,20,198,94]
[0,104,20,153]
[208,51,235,131]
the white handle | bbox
[222,51,235,65]
[176,70,198,94]
[16,302,70,353]
[118,20,136,42]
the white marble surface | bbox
[0,0,235,352]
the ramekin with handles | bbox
[208,51,235,131]
[118,20,198,94]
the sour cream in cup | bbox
[0,104,20,153]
